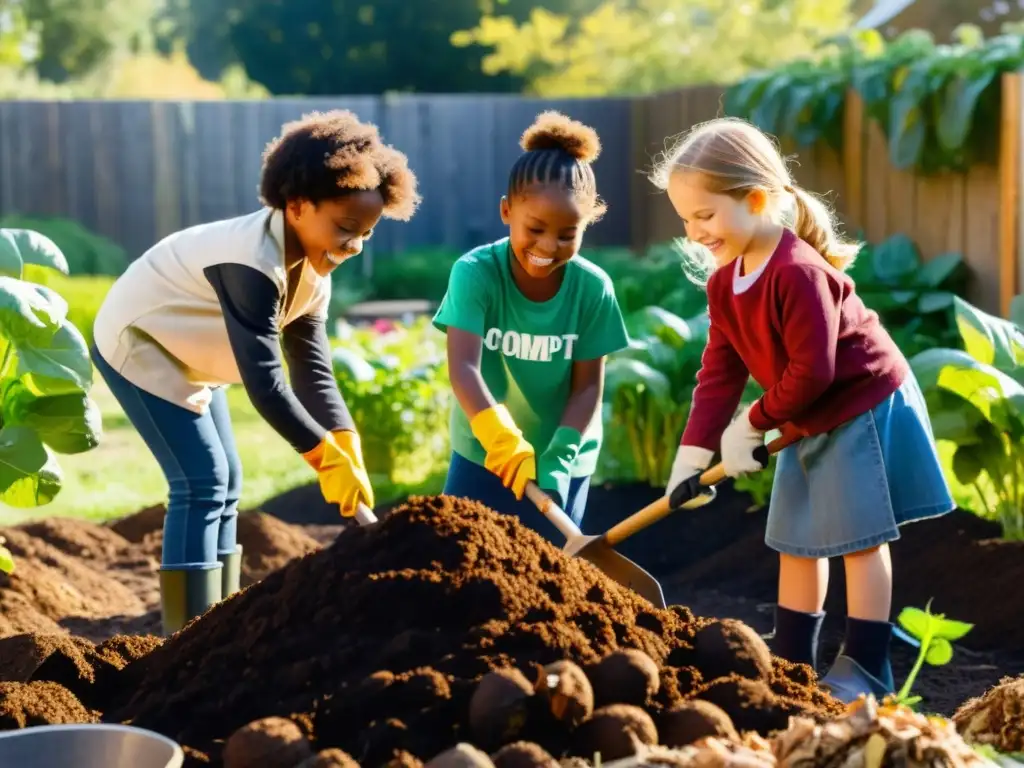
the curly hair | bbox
[259,110,421,222]
[507,110,606,220]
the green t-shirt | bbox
[432,238,630,478]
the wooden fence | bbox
[0,96,635,273]
[0,77,1021,314]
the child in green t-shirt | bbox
[432,111,630,543]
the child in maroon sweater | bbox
[650,118,954,703]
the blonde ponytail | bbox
[787,184,859,272]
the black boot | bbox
[767,605,825,670]
[218,545,243,598]
[159,566,223,637]
[841,616,896,691]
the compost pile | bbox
[0,494,1012,768]
[0,495,845,766]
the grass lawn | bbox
[0,371,316,525]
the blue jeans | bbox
[91,346,242,570]
[443,451,590,545]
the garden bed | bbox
[0,487,1020,766]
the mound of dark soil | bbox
[103,495,840,766]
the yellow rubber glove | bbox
[470,405,536,500]
[301,430,374,517]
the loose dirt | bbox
[0,509,328,644]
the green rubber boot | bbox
[219,545,243,599]
[159,566,223,637]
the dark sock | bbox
[844,616,895,690]
[770,605,825,669]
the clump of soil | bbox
[587,649,660,708]
[691,619,772,682]
[492,741,558,768]
[657,700,738,747]
[572,704,657,761]
[0,681,98,729]
[99,495,838,765]
[299,749,362,768]
[533,661,593,728]
[0,631,163,713]
[426,744,494,768]
[953,674,1024,753]
[222,716,313,768]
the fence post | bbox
[842,88,865,234]
[1000,71,1021,317]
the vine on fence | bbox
[724,25,1024,175]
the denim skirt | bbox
[766,372,955,558]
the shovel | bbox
[583,435,792,555]
[524,482,668,609]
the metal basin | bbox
[0,724,184,768]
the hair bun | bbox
[520,110,601,162]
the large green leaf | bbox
[915,251,963,288]
[937,69,996,152]
[951,445,984,485]
[604,358,672,403]
[0,425,62,507]
[910,347,1024,420]
[624,306,692,349]
[888,64,930,169]
[0,229,68,275]
[3,384,102,454]
[953,296,1024,370]
[896,606,930,641]
[0,237,22,280]
[0,277,68,348]
[17,320,93,395]
[872,234,920,284]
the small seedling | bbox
[893,599,973,708]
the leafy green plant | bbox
[332,316,451,486]
[725,26,1024,174]
[892,599,973,708]
[0,228,103,563]
[0,215,128,276]
[910,295,1024,539]
[848,234,968,357]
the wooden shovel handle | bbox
[602,434,794,548]
[524,482,585,541]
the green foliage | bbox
[726,27,1024,174]
[0,215,127,276]
[22,267,115,350]
[894,599,973,708]
[910,295,1024,540]
[367,249,462,303]
[847,234,968,358]
[0,228,102,520]
[455,0,853,96]
[332,317,451,487]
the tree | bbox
[20,0,154,82]
[453,0,856,96]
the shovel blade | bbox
[575,541,666,609]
